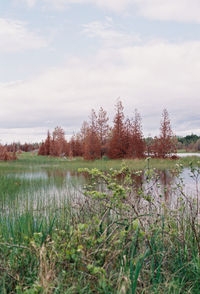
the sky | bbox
[0,0,200,143]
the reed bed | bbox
[0,155,200,293]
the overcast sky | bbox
[0,0,200,143]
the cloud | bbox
[18,0,132,11]
[0,39,200,142]
[134,0,200,23]
[20,0,200,23]
[0,18,47,53]
[38,0,132,11]
[0,127,47,144]
[19,0,37,7]
[82,18,141,48]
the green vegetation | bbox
[178,149,200,153]
[0,153,200,293]
[177,134,200,152]
[177,134,200,146]
[0,152,200,173]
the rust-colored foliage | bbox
[37,102,176,160]
[70,134,83,157]
[68,121,90,158]
[151,109,177,158]
[69,135,76,157]
[38,127,68,157]
[38,142,46,156]
[125,110,146,158]
[132,110,146,158]
[51,126,66,156]
[108,100,126,159]
[38,131,51,156]
[97,107,109,157]
[45,130,51,155]
[0,144,17,161]
[84,109,101,160]
[8,142,39,152]
[79,121,89,156]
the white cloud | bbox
[134,0,200,23]
[0,127,47,144]
[0,18,47,53]
[0,39,200,142]
[20,0,200,23]
[82,18,141,48]
[41,0,131,11]
[20,0,37,7]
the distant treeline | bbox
[177,134,200,151]
[0,142,39,161]
[6,142,39,152]
[38,100,177,160]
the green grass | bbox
[177,149,200,153]
[0,152,199,174]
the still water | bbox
[178,153,200,157]
[0,167,199,216]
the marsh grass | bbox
[0,152,199,173]
[0,154,200,293]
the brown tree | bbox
[79,121,89,155]
[38,142,46,156]
[50,126,67,157]
[38,130,52,156]
[97,107,109,157]
[0,144,17,161]
[124,117,132,157]
[151,109,177,158]
[44,130,51,155]
[38,127,68,157]
[123,110,145,158]
[84,109,101,160]
[108,100,126,159]
[131,109,146,158]
[70,133,82,157]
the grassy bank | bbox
[177,149,200,154]
[0,152,199,173]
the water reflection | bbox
[0,167,199,217]
[156,169,177,201]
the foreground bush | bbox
[1,162,200,293]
